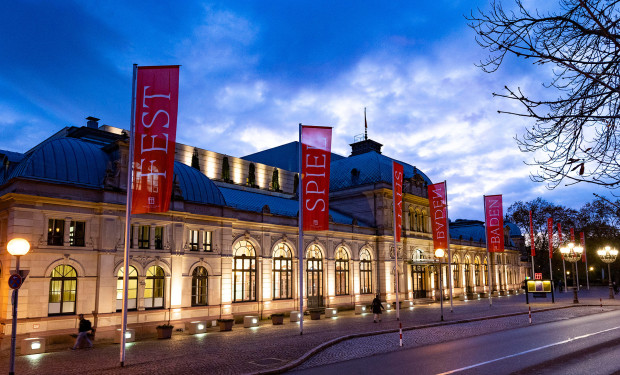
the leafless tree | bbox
[468,0,620,189]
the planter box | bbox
[325,308,337,318]
[187,321,207,334]
[244,316,259,328]
[157,326,173,339]
[355,305,368,314]
[309,310,321,320]
[218,320,234,331]
[271,315,284,325]
[290,311,301,322]
[21,338,45,355]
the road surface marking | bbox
[437,325,620,374]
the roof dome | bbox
[330,151,432,191]
[174,162,225,206]
[8,138,109,187]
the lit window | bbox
[189,230,199,251]
[48,265,77,316]
[154,226,164,250]
[273,243,292,300]
[306,245,323,307]
[192,266,208,306]
[116,266,138,311]
[335,247,349,295]
[203,231,212,252]
[233,240,256,302]
[47,219,64,246]
[69,221,85,247]
[360,249,372,294]
[144,266,165,309]
[138,225,150,249]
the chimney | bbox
[86,116,100,129]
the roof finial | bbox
[364,107,368,140]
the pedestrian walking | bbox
[371,294,384,323]
[613,281,619,295]
[72,314,93,350]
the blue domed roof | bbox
[8,138,109,187]
[174,162,225,206]
[330,151,432,191]
[505,222,522,237]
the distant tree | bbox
[191,148,201,171]
[222,157,231,182]
[271,168,280,191]
[468,1,620,189]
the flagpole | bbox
[298,123,304,336]
[392,163,400,322]
[562,258,567,293]
[484,195,492,306]
[445,181,453,312]
[120,63,137,367]
[585,251,589,290]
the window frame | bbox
[335,247,350,295]
[191,266,208,306]
[232,240,256,302]
[48,265,77,316]
[69,221,85,247]
[273,243,293,300]
[116,266,138,311]
[360,249,373,294]
[47,219,65,246]
[144,266,165,309]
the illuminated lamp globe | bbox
[7,238,30,256]
[435,248,445,258]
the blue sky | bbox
[0,0,609,219]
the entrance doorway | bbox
[306,247,324,308]
[411,265,426,299]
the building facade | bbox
[0,119,527,344]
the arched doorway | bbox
[306,245,324,308]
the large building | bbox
[0,118,527,344]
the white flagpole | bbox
[392,163,400,322]
[120,63,137,367]
[298,123,304,336]
[484,195,492,306]
[445,181,453,312]
[562,258,567,293]
[585,250,590,290]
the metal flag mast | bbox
[391,163,400,323]
[298,123,304,336]
[120,63,138,367]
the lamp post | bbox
[435,248,445,321]
[559,242,583,304]
[7,238,30,375]
[597,246,618,300]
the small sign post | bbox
[8,273,23,290]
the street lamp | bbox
[559,242,583,304]
[597,246,618,300]
[7,238,30,375]
[435,248,445,321]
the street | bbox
[291,309,620,374]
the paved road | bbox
[291,309,620,375]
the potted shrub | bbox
[217,318,234,331]
[156,323,173,339]
[309,309,321,320]
[271,313,284,325]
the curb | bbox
[250,304,604,374]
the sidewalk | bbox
[2,287,618,375]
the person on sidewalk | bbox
[613,281,619,295]
[371,294,384,323]
[72,314,94,350]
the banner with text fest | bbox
[301,125,332,231]
[392,162,403,242]
[428,182,448,250]
[132,66,179,214]
[484,195,504,252]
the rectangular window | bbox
[138,225,150,249]
[154,226,164,250]
[69,221,85,247]
[203,231,212,252]
[189,230,199,251]
[47,219,65,246]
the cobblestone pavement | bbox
[1,287,618,375]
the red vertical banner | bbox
[570,228,575,242]
[392,162,403,242]
[547,218,553,259]
[580,232,586,262]
[484,195,504,252]
[558,223,563,243]
[428,182,448,250]
[132,65,180,214]
[301,125,332,231]
[529,210,535,257]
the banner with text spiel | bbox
[428,182,448,250]
[301,125,332,231]
[132,66,179,214]
[484,195,504,252]
[392,162,404,242]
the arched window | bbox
[233,240,256,302]
[192,266,208,306]
[273,243,292,300]
[360,249,373,294]
[306,245,324,308]
[49,265,77,316]
[412,249,425,262]
[414,211,420,231]
[420,212,426,232]
[452,255,460,287]
[335,247,349,295]
[464,256,471,289]
[145,266,165,309]
[116,266,138,311]
[483,257,488,286]
[474,257,481,286]
[408,210,415,231]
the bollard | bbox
[399,321,403,347]
[528,306,532,325]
